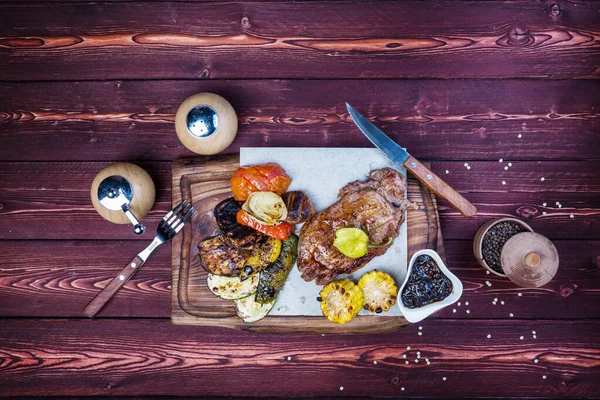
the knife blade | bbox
[346,103,477,217]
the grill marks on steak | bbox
[298,168,409,285]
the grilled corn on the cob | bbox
[318,278,363,324]
[358,270,398,313]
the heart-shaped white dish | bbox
[397,249,463,323]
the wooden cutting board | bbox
[171,156,446,334]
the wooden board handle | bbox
[404,156,477,217]
[84,255,145,318]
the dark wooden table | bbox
[1,1,599,398]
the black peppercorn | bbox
[481,221,525,274]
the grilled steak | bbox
[298,168,410,285]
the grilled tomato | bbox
[231,163,291,201]
[237,210,294,240]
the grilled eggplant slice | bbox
[281,191,315,224]
[234,295,275,323]
[207,273,259,300]
[199,235,247,276]
[214,197,261,249]
[256,234,298,304]
[239,236,283,281]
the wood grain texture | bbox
[170,157,445,333]
[84,254,147,318]
[434,240,600,320]
[1,238,597,319]
[0,240,171,317]
[1,161,598,240]
[0,2,599,80]
[430,161,600,240]
[1,80,598,161]
[0,319,598,397]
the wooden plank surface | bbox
[1,80,598,162]
[0,240,171,318]
[0,2,599,80]
[0,319,598,397]
[1,161,598,240]
[0,240,597,319]
[0,0,598,398]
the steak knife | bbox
[346,103,477,217]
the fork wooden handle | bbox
[84,255,145,318]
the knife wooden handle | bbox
[84,255,145,318]
[404,156,477,217]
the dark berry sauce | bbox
[401,255,453,309]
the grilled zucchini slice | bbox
[239,236,282,281]
[206,273,259,300]
[319,278,363,324]
[357,270,398,313]
[256,234,298,304]
[234,295,275,323]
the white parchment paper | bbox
[240,148,407,316]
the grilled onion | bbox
[242,191,288,226]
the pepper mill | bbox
[175,92,238,155]
[91,163,156,234]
